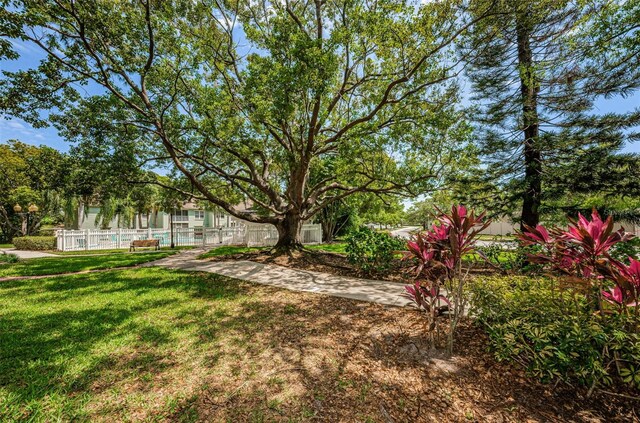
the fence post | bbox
[61,230,65,251]
[117,228,122,249]
[147,226,152,239]
[85,229,90,251]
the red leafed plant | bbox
[404,205,490,353]
[519,209,638,315]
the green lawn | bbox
[0,243,13,249]
[305,242,347,254]
[0,267,377,421]
[51,246,194,256]
[197,245,264,259]
[0,268,252,421]
[476,234,516,242]
[198,243,348,259]
[0,251,175,278]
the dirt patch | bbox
[207,248,415,283]
[169,283,638,422]
[205,248,499,284]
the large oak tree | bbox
[1,0,490,249]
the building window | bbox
[173,222,189,229]
[173,210,188,222]
[194,210,205,220]
[216,212,225,218]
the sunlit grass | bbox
[0,251,175,277]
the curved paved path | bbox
[1,248,57,259]
[148,248,412,307]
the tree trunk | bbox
[516,14,542,232]
[274,212,303,251]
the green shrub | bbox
[475,243,543,273]
[12,236,57,251]
[345,226,406,273]
[37,227,57,237]
[611,236,640,263]
[0,252,19,263]
[470,276,640,390]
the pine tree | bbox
[461,0,640,230]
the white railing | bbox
[55,224,322,251]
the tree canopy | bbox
[1,0,486,248]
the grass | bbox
[198,243,348,259]
[0,243,14,248]
[0,268,252,421]
[305,242,347,254]
[476,234,516,241]
[0,251,175,278]
[51,246,194,256]
[197,245,264,259]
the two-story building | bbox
[74,201,250,230]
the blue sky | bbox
[1,38,639,153]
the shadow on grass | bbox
[0,268,246,420]
[0,268,628,422]
[0,252,174,278]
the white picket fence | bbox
[55,224,322,252]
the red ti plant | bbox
[403,280,450,348]
[404,205,490,353]
[519,209,637,314]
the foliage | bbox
[471,276,640,391]
[475,243,543,274]
[404,191,458,229]
[519,210,639,313]
[345,226,405,274]
[2,0,481,248]
[0,140,66,241]
[0,252,19,264]
[611,237,640,264]
[317,198,357,243]
[460,0,640,229]
[12,236,56,251]
[404,205,490,353]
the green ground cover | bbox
[0,251,174,278]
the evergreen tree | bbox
[461,0,640,230]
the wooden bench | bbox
[129,239,160,252]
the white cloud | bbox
[0,118,68,151]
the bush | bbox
[404,205,490,353]
[471,276,640,391]
[475,243,543,273]
[345,226,405,273]
[0,252,19,263]
[13,236,57,251]
[611,236,640,263]
[37,227,57,237]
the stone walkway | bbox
[149,249,411,307]
[0,248,57,259]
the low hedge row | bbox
[12,236,57,251]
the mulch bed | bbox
[185,287,639,422]
[206,248,496,283]
[206,248,414,283]
[198,249,640,421]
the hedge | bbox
[12,236,57,251]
